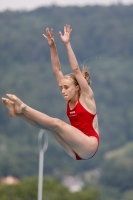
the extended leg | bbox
[51,131,76,159]
[2,97,76,159]
[2,97,44,128]
[3,94,98,159]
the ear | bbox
[75,85,80,91]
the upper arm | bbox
[74,68,93,97]
[54,70,64,86]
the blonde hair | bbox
[81,65,92,85]
[64,65,91,86]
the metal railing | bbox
[37,129,48,200]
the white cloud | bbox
[0,0,133,11]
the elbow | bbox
[72,66,80,74]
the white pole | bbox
[37,129,48,200]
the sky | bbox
[0,0,133,11]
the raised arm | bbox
[43,28,64,85]
[59,25,91,95]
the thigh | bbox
[51,131,76,159]
[54,119,99,159]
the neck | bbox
[70,93,79,103]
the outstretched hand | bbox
[59,24,72,44]
[43,28,55,46]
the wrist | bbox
[50,43,56,48]
[64,41,71,49]
[64,41,70,46]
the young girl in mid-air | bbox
[2,24,99,160]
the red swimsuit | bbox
[67,100,100,160]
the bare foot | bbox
[6,94,26,114]
[2,97,16,117]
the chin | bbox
[64,96,69,101]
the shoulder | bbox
[79,91,96,114]
[80,85,94,99]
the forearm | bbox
[43,28,63,82]
[65,42,79,72]
[49,44,63,84]
[50,45,61,73]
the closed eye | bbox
[64,85,69,90]
[59,85,69,91]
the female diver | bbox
[2,24,99,160]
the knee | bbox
[52,118,66,130]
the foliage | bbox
[100,142,133,191]
[0,177,99,200]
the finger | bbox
[42,34,47,38]
[66,24,71,33]
[66,24,69,31]
[48,28,53,37]
[46,28,51,36]
[51,28,54,37]
[66,24,69,30]
[59,31,62,37]
[70,28,72,34]
[46,27,49,32]
[64,26,67,34]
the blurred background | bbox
[0,1,133,199]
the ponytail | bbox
[82,65,92,85]
[64,65,91,86]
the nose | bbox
[61,88,65,94]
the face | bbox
[59,78,79,101]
